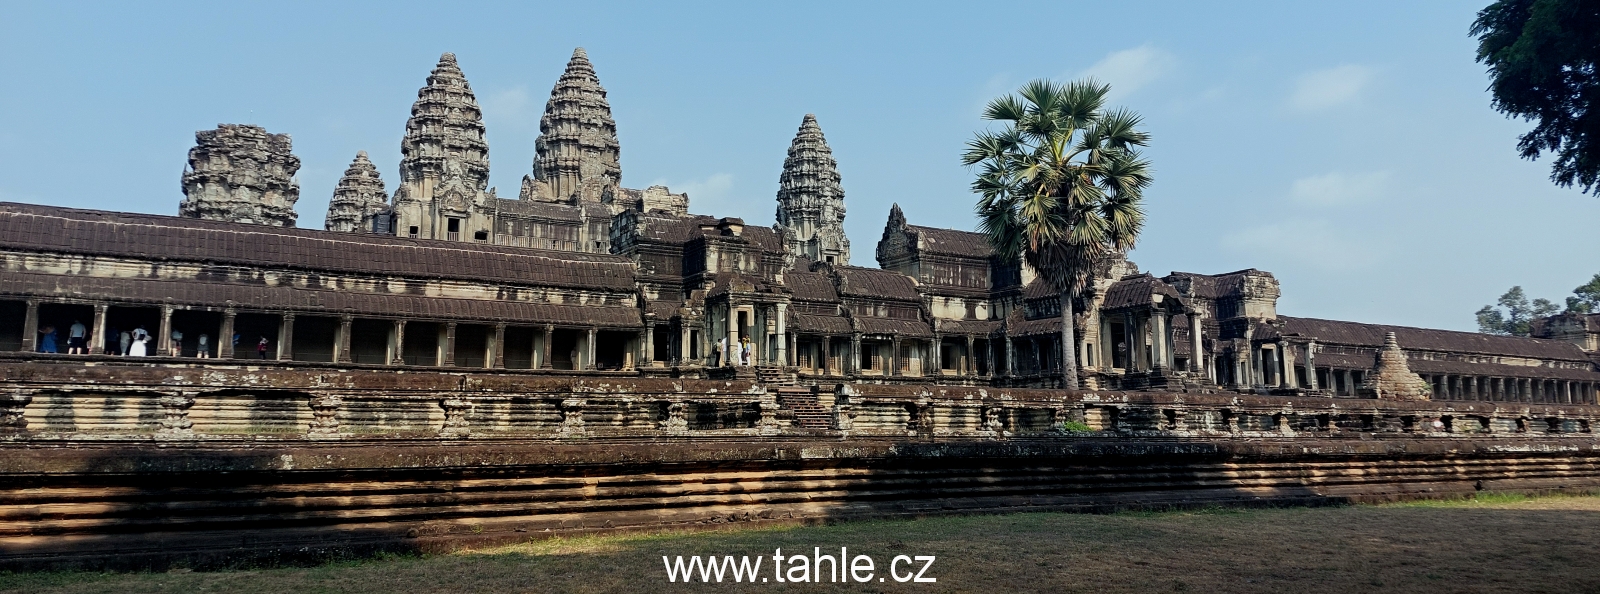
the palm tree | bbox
[964,79,1153,390]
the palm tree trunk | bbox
[1059,289,1079,390]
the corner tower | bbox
[774,114,850,265]
[178,124,300,227]
[391,52,493,241]
[521,47,621,205]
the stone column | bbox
[726,305,739,366]
[324,314,347,363]
[442,322,457,366]
[277,313,295,361]
[585,327,597,370]
[1305,342,1319,390]
[89,303,108,355]
[850,333,862,375]
[965,335,976,376]
[891,336,903,376]
[931,333,942,376]
[158,305,174,356]
[644,325,655,367]
[490,323,505,368]
[220,309,237,359]
[1189,314,1204,374]
[1150,313,1168,372]
[391,319,406,365]
[541,325,554,369]
[775,303,787,367]
[1006,336,1017,376]
[21,300,38,352]
[1280,341,1299,388]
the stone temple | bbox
[3,49,1600,569]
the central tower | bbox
[521,47,621,205]
[391,52,493,241]
[774,114,850,265]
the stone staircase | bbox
[756,365,793,386]
[776,386,832,429]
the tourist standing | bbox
[258,336,270,359]
[132,325,149,349]
[740,336,752,366]
[38,325,58,353]
[67,319,86,354]
[197,333,210,359]
[170,329,184,357]
[118,329,131,356]
[717,336,729,367]
[129,335,147,357]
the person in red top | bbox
[258,336,270,359]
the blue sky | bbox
[2,1,1595,331]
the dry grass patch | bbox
[4,494,1600,593]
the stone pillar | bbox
[643,325,655,367]
[442,322,457,366]
[391,320,406,365]
[726,305,739,366]
[1006,336,1017,376]
[21,300,38,352]
[489,323,505,368]
[1305,342,1319,390]
[1280,341,1299,389]
[891,336,902,376]
[331,313,347,365]
[965,335,976,376]
[931,333,942,376]
[1189,314,1204,374]
[585,327,597,370]
[89,303,108,355]
[1150,313,1168,372]
[277,313,295,361]
[850,333,862,375]
[540,325,554,369]
[220,309,237,359]
[678,324,691,366]
[775,303,787,367]
[158,305,174,356]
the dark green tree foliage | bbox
[1475,274,1600,335]
[1476,286,1559,335]
[1472,0,1600,195]
[965,79,1153,389]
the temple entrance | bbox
[232,313,280,360]
[550,329,579,370]
[349,319,391,364]
[502,326,535,369]
[595,330,631,370]
[401,322,440,366]
[291,316,339,362]
[1110,320,1129,369]
[0,301,22,351]
[169,310,222,358]
[454,324,490,368]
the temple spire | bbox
[325,151,391,233]
[179,124,300,227]
[774,114,850,265]
[522,47,621,204]
[391,52,492,241]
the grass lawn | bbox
[4,494,1600,593]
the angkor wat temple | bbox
[4,49,1600,570]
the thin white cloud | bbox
[1081,45,1177,97]
[1221,218,1379,272]
[1290,170,1391,207]
[649,173,735,213]
[1289,65,1374,111]
[480,85,539,130]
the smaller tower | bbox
[774,114,850,265]
[179,124,300,227]
[325,151,391,233]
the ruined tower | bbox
[179,124,300,227]
[324,151,391,233]
[521,47,621,206]
[391,52,492,241]
[774,114,850,265]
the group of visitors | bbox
[36,321,273,359]
[713,335,755,367]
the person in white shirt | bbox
[67,320,87,354]
[197,334,210,359]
